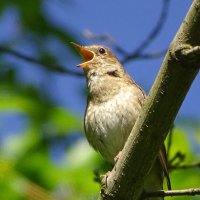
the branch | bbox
[132,49,167,60]
[99,0,200,199]
[122,0,170,64]
[169,151,185,166]
[85,0,170,63]
[83,30,128,55]
[145,188,200,198]
[170,162,200,170]
[83,30,167,62]
[0,46,83,77]
[168,151,200,171]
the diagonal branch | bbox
[0,46,83,77]
[98,0,200,199]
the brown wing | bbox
[159,145,171,190]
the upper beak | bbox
[71,42,94,68]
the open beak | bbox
[71,42,94,68]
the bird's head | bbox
[71,42,121,74]
[71,42,135,101]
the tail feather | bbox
[159,145,171,190]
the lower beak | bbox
[71,42,94,68]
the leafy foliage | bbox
[165,128,200,200]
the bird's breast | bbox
[84,86,144,163]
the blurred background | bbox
[0,0,199,199]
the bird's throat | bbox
[87,75,123,104]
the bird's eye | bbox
[99,48,106,54]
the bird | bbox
[71,42,171,199]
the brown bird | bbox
[71,42,171,199]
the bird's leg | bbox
[101,151,122,187]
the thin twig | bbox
[129,49,167,60]
[0,46,83,77]
[122,0,170,64]
[169,151,185,166]
[170,162,200,170]
[145,188,200,198]
[83,30,128,55]
[83,30,167,61]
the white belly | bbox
[85,88,143,163]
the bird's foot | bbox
[114,151,122,171]
[114,151,122,163]
[100,171,112,188]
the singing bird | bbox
[71,42,171,199]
